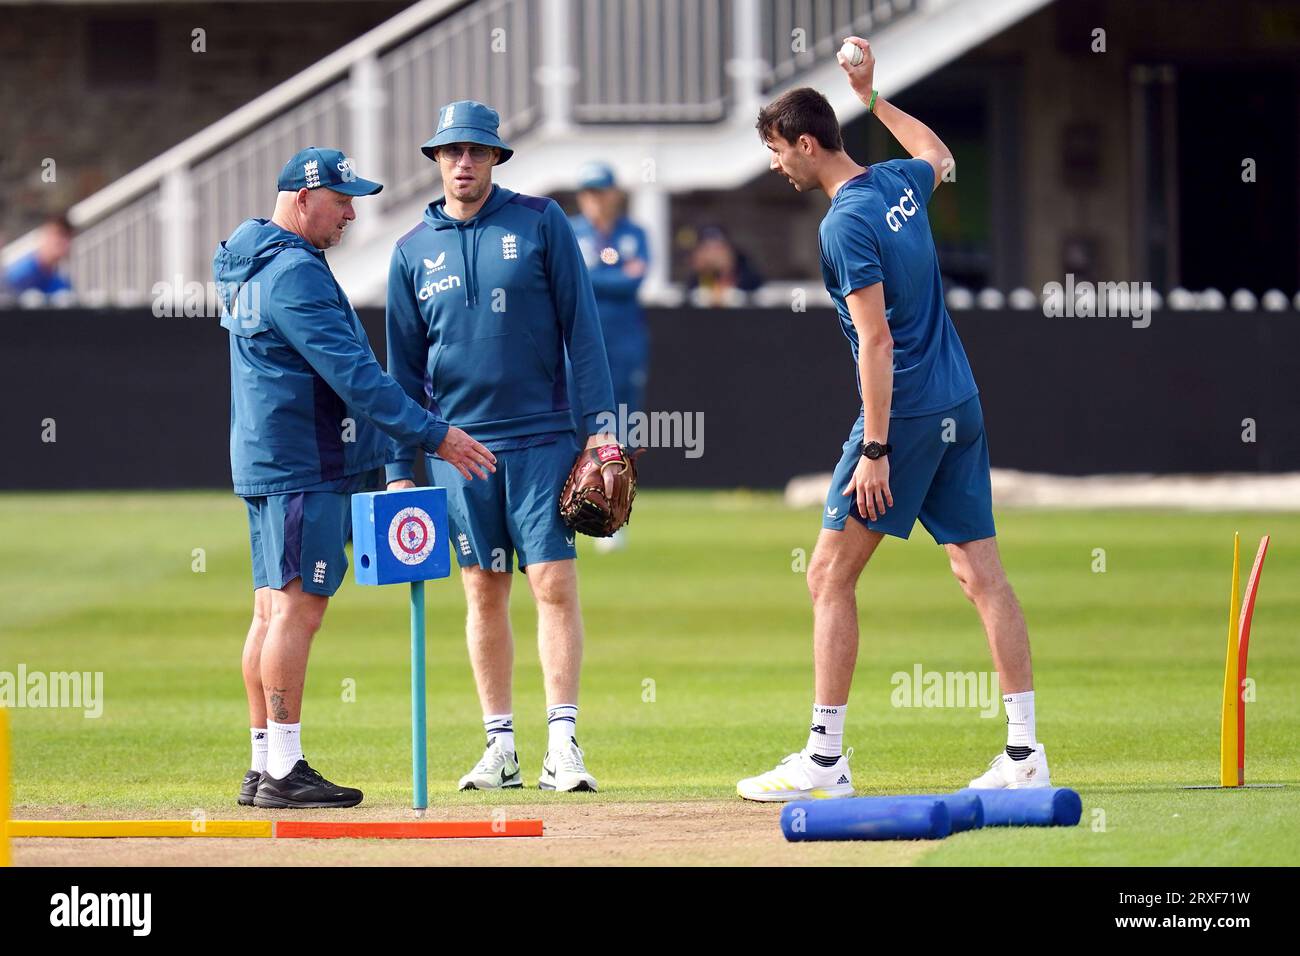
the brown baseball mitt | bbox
[558,443,642,537]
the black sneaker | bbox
[238,770,263,806]
[253,759,364,809]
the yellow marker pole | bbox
[5,820,274,838]
[1219,533,1241,787]
[1,707,10,865]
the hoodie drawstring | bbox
[453,220,482,307]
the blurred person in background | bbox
[569,161,650,552]
[684,224,764,306]
[5,214,74,295]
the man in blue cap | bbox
[569,162,650,553]
[214,146,496,809]
[386,102,617,793]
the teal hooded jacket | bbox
[214,219,449,496]
[384,186,614,482]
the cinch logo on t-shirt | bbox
[885,187,920,233]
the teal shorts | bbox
[427,434,580,573]
[243,468,381,596]
[824,395,996,545]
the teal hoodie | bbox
[385,186,615,482]
[214,218,449,496]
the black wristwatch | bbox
[862,440,892,460]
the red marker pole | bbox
[1236,535,1269,786]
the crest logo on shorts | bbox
[388,507,436,566]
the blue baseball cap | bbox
[576,161,616,191]
[276,147,383,196]
[421,101,513,164]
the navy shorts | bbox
[245,491,352,597]
[427,433,580,573]
[824,395,996,544]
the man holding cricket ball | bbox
[737,38,1052,801]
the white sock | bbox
[807,704,846,761]
[1004,691,1037,751]
[267,719,303,778]
[484,713,515,756]
[250,727,268,774]
[547,704,578,752]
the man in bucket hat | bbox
[385,102,617,792]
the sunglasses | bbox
[436,144,496,164]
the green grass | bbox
[2,491,1298,864]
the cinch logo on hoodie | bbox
[418,274,462,300]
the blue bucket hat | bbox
[276,147,383,196]
[576,161,617,191]
[421,100,513,164]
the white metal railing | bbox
[572,0,729,122]
[66,189,162,306]
[4,0,932,304]
[187,83,353,290]
[382,0,541,205]
[763,0,920,89]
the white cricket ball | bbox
[839,41,863,66]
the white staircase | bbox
[2,0,1056,307]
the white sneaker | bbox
[539,737,598,792]
[736,749,854,802]
[458,739,522,790]
[968,745,1051,789]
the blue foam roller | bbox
[893,793,984,832]
[958,787,1082,827]
[781,797,951,842]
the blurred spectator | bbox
[569,161,651,552]
[684,224,764,306]
[570,161,650,417]
[5,214,74,295]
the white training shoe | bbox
[968,745,1051,789]
[458,739,522,790]
[539,737,598,792]
[737,749,855,802]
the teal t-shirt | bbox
[818,158,977,418]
